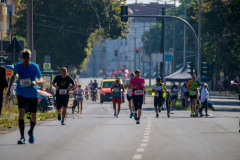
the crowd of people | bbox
[0,49,238,145]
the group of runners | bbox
[4,49,207,144]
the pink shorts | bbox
[112,97,122,104]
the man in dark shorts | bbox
[52,67,75,125]
[7,49,43,144]
[152,76,168,118]
[187,74,200,117]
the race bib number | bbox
[20,78,31,87]
[135,89,143,95]
[113,88,119,92]
[59,89,67,95]
[190,91,196,95]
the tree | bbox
[13,0,129,69]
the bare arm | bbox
[52,81,59,90]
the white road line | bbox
[143,136,150,139]
[145,128,151,130]
[140,143,148,147]
[136,148,145,152]
[133,154,142,160]
[142,139,149,142]
[145,130,150,133]
[144,133,150,136]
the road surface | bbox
[0,94,239,160]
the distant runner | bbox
[130,70,146,124]
[152,76,168,118]
[124,72,135,118]
[7,49,43,144]
[52,67,75,125]
[187,74,200,117]
[111,78,124,118]
[75,84,84,114]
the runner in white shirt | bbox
[124,73,135,118]
[75,84,84,114]
[5,82,17,106]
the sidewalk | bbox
[209,91,240,112]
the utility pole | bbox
[160,8,166,80]
[183,0,187,65]
[149,22,152,87]
[172,0,176,73]
[117,38,119,77]
[9,11,12,41]
[143,21,145,77]
[27,0,35,62]
[197,0,201,80]
[134,28,137,71]
[138,41,141,70]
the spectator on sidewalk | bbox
[0,66,8,116]
[170,84,178,110]
[181,83,189,109]
[218,79,222,93]
[223,77,229,95]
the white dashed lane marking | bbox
[140,143,148,147]
[133,154,142,160]
[136,148,145,152]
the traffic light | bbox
[120,6,128,22]
[187,62,194,75]
[201,62,208,76]
[136,48,139,54]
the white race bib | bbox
[135,89,143,95]
[190,91,196,95]
[59,89,67,95]
[113,88,119,92]
[20,78,31,87]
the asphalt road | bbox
[0,94,239,160]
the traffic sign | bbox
[165,54,172,61]
[43,63,51,70]
[6,37,23,53]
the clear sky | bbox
[127,0,181,6]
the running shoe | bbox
[199,113,204,117]
[136,119,140,124]
[134,113,137,120]
[80,111,83,114]
[205,113,209,117]
[130,113,132,118]
[193,112,196,117]
[61,120,65,125]
[114,111,117,117]
[28,131,35,144]
[190,113,193,117]
[17,138,26,144]
[116,115,119,118]
[131,112,134,118]
[156,113,159,118]
[58,114,61,121]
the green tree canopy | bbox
[13,0,129,69]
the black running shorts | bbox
[133,95,143,111]
[17,95,38,113]
[56,95,69,109]
[154,96,163,107]
[126,94,133,101]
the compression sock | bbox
[29,121,36,133]
[19,119,25,138]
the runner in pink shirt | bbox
[130,69,146,124]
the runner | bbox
[130,70,146,124]
[5,81,17,106]
[152,76,168,118]
[7,49,43,144]
[52,67,75,125]
[88,80,93,90]
[124,72,135,118]
[199,83,209,117]
[111,78,124,118]
[0,66,8,116]
[187,74,200,117]
[75,84,84,114]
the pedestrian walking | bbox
[7,49,43,144]
[170,84,178,110]
[0,66,8,116]
[223,77,229,95]
[218,79,222,93]
[199,83,209,117]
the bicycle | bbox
[165,91,171,118]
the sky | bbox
[127,0,181,6]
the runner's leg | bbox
[80,99,83,113]
[77,100,80,113]
[62,107,67,120]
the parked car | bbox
[37,90,54,112]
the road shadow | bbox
[100,123,136,125]
[0,143,17,147]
